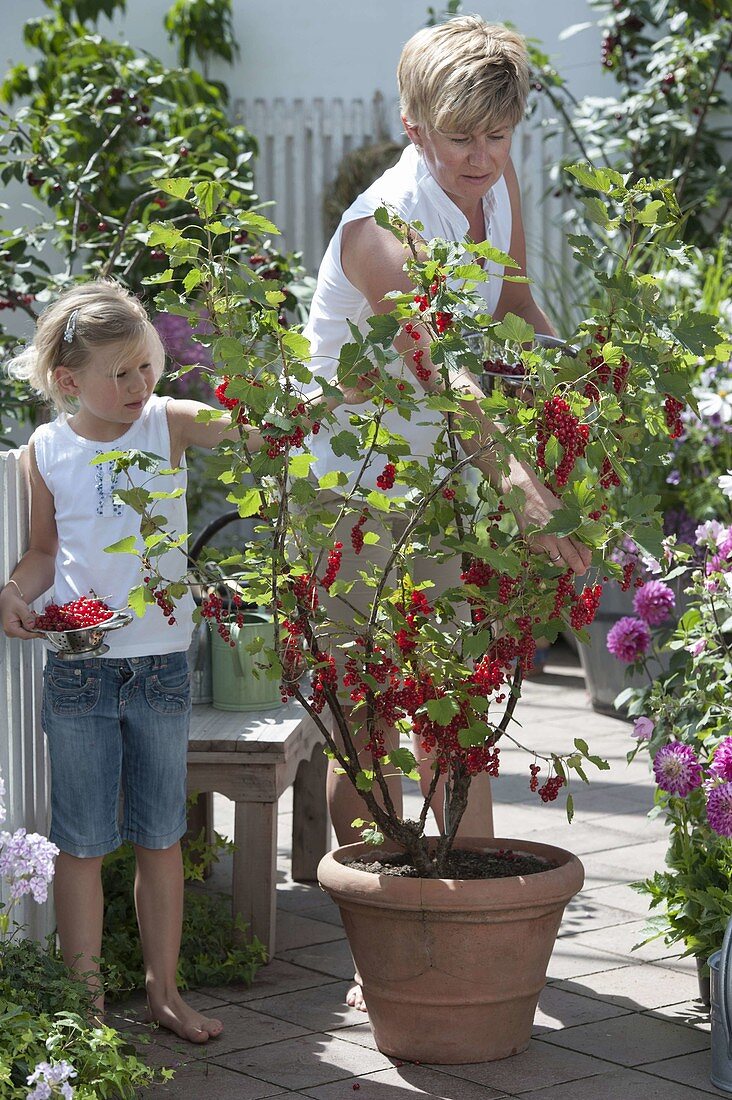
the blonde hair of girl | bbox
[7,279,165,414]
[398,15,530,137]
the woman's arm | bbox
[340,213,590,574]
[0,445,58,638]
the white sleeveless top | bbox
[303,143,513,490]
[32,395,195,658]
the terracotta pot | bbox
[317,836,584,1064]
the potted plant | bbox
[100,163,720,1062]
[612,509,732,1005]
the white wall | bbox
[4,1,605,116]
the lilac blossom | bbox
[154,311,214,369]
[633,717,655,740]
[0,828,58,903]
[709,738,732,782]
[633,580,676,626]
[706,782,732,838]
[26,1060,76,1100]
[652,743,703,796]
[607,617,651,663]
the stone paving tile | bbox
[506,1066,720,1098]
[198,959,329,1004]
[426,1039,615,1092]
[553,961,698,1010]
[580,841,671,882]
[302,1063,513,1099]
[544,937,628,981]
[641,1049,724,1096]
[249,980,365,1032]
[644,1000,711,1033]
[212,1031,393,1090]
[325,1021,377,1050]
[579,880,653,917]
[537,1010,709,1066]
[278,936,356,980]
[532,984,631,1034]
[559,918,684,963]
[273,910,347,952]
[560,897,641,938]
[142,1059,288,1099]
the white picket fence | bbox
[0,447,53,941]
[234,93,570,293]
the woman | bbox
[303,16,590,1007]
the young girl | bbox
[0,279,279,1041]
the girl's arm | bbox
[0,445,58,639]
[167,384,363,464]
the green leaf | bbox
[636,200,666,226]
[288,453,316,479]
[330,430,362,460]
[226,487,260,517]
[426,696,460,725]
[366,490,391,512]
[355,770,374,792]
[128,585,150,618]
[493,312,534,345]
[281,330,311,360]
[566,163,626,194]
[158,177,192,199]
[388,748,420,780]
[565,793,574,824]
[103,535,138,554]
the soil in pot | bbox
[345,847,555,879]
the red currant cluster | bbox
[619,561,636,591]
[569,584,603,630]
[310,654,338,713]
[0,293,34,312]
[412,347,431,382]
[262,422,306,459]
[105,86,152,128]
[35,597,113,632]
[538,774,565,803]
[200,590,246,646]
[321,542,343,590]
[150,582,176,625]
[376,463,396,490]
[483,357,525,378]
[664,396,684,439]
[214,377,239,410]
[350,511,367,555]
[279,618,305,702]
[442,487,456,500]
[537,397,589,487]
[293,572,319,613]
[435,311,453,334]
[249,253,283,281]
[393,589,434,655]
[600,456,621,490]
[529,762,541,792]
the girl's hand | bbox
[0,587,39,639]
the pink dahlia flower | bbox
[652,743,703,796]
[709,738,732,782]
[707,782,732,837]
[633,580,675,626]
[607,617,651,663]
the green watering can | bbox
[210,610,282,712]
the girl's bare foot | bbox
[346,982,367,1012]
[147,990,224,1043]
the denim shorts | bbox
[42,652,191,858]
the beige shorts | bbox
[309,496,467,684]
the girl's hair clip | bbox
[63,309,80,344]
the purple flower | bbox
[607,616,651,663]
[666,470,681,485]
[0,829,59,903]
[633,716,655,740]
[709,738,732,781]
[707,782,732,837]
[652,743,703,796]
[0,771,5,825]
[26,1060,76,1100]
[154,311,214,369]
[686,637,707,657]
[633,580,676,626]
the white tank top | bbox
[303,143,513,490]
[32,395,195,658]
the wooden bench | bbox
[186,700,330,957]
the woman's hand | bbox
[505,459,591,575]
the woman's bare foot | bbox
[147,990,224,1044]
[346,983,367,1012]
